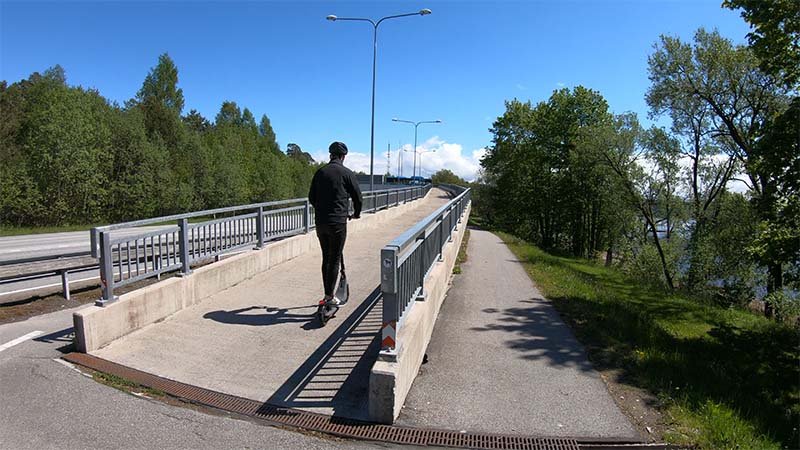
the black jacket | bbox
[308,160,363,225]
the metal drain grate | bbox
[64,352,586,450]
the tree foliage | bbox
[482,87,629,259]
[723,0,800,87]
[647,28,796,315]
[0,55,318,226]
[430,169,467,186]
[479,28,798,318]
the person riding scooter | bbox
[308,141,362,310]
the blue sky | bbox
[1,1,751,180]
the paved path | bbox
[93,190,452,421]
[397,229,639,439]
[0,308,419,449]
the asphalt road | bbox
[0,307,419,450]
[0,230,95,263]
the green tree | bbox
[598,115,680,290]
[135,53,184,148]
[647,28,793,313]
[18,72,114,224]
[723,0,800,87]
[258,114,278,151]
[183,109,210,133]
[431,169,467,186]
[286,143,315,164]
[482,87,625,258]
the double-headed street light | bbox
[327,9,432,193]
[392,118,441,180]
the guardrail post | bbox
[416,234,427,301]
[256,206,265,248]
[380,247,399,361]
[178,218,192,275]
[438,217,444,262]
[60,270,70,301]
[303,201,310,234]
[96,232,116,306]
[448,207,454,242]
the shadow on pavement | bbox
[470,297,596,373]
[262,287,383,421]
[202,305,319,327]
[33,327,75,354]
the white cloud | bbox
[516,83,528,91]
[556,81,566,87]
[311,136,486,182]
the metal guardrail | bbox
[95,185,431,305]
[378,184,470,358]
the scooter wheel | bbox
[317,308,328,326]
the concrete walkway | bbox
[397,229,639,439]
[93,190,451,421]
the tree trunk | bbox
[765,262,782,319]
[646,216,675,291]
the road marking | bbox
[0,330,44,352]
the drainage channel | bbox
[64,353,667,450]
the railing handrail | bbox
[90,185,420,257]
[379,184,471,359]
[385,188,470,254]
[94,184,432,304]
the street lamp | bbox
[417,148,436,179]
[327,9,432,193]
[392,118,441,180]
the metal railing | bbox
[379,184,470,358]
[94,185,430,305]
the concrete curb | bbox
[368,203,471,423]
[73,193,431,353]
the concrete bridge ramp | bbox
[90,189,452,420]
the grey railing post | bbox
[380,246,399,361]
[90,228,99,258]
[416,234,426,301]
[438,216,444,262]
[448,207,454,242]
[60,270,70,301]
[179,218,192,275]
[303,201,310,234]
[96,232,116,306]
[256,206,265,248]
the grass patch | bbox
[453,229,470,274]
[93,371,165,398]
[497,231,799,450]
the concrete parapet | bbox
[74,192,431,353]
[369,203,471,423]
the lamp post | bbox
[417,148,436,179]
[392,118,441,180]
[327,9,432,193]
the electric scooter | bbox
[317,254,349,326]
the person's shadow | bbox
[203,305,321,329]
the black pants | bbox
[316,222,347,297]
